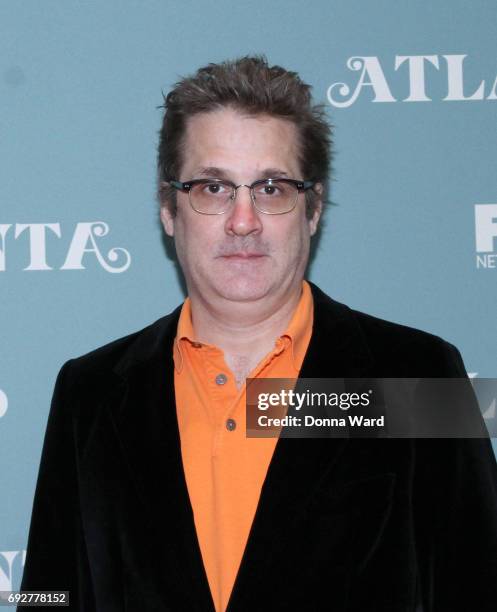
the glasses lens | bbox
[189,181,232,214]
[252,180,298,214]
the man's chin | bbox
[212,278,273,303]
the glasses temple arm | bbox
[302,180,316,190]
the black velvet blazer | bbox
[20,283,497,611]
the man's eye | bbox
[204,183,227,195]
[257,183,283,197]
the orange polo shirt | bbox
[173,281,313,612]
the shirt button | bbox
[215,373,227,385]
[226,418,236,431]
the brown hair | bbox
[157,55,332,218]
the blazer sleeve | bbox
[413,344,497,611]
[19,361,95,611]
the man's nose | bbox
[224,185,263,236]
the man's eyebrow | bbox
[193,167,290,180]
[258,168,289,179]
[195,167,230,179]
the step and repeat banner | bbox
[1,0,496,592]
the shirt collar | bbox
[173,280,313,373]
[173,297,196,373]
[281,279,313,370]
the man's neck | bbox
[188,285,303,387]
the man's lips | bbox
[218,252,267,259]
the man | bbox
[21,56,497,611]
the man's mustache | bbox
[214,238,272,257]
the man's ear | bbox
[160,204,175,237]
[308,183,323,236]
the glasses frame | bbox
[168,177,316,215]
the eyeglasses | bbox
[168,177,315,215]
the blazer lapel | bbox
[107,309,215,612]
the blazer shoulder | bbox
[349,306,467,376]
[60,306,182,389]
[309,282,466,376]
[350,305,449,347]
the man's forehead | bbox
[192,166,291,180]
[181,109,302,177]
[185,106,296,127]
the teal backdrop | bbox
[1,0,496,590]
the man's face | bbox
[160,107,321,306]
